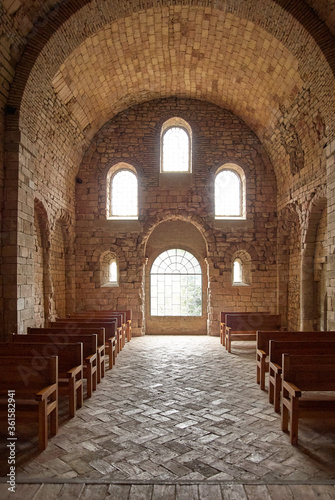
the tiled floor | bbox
[1,335,335,498]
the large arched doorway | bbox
[144,220,208,335]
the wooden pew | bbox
[66,313,126,350]
[12,333,97,398]
[51,318,119,360]
[269,340,335,413]
[257,331,335,392]
[70,309,132,342]
[225,314,281,353]
[281,353,335,445]
[221,312,272,347]
[7,340,83,418]
[0,355,58,450]
[29,326,108,381]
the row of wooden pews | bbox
[256,330,335,444]
[0,309,132,451]
[220,311,335,445]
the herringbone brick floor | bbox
[1,336,335,499]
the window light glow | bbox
[111,170,138,217]
[109,260,117,282]
[162,127,190,172]
[215,169,242,217]
[233,259,242,283]
[151,249,202,316]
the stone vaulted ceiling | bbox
[2,0,335,183]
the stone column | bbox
[2,130,36,337]
[326,138,335,330]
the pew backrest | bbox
[3,341,83,376]
[28,327,105,348]
[11,333,97,362]
[282,354,335,391]
[226,314,281,332]
[257,331,335,356]
[0,355,57,398]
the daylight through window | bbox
[151,249,202,316]
[111,169,138,218]
[215,168,244,218]
[162,127,190,172]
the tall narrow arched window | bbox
[107,164,138,219]
[151,249,202,316]
[161,118,192,172]
[215,164,246,219]
[109,260,118,283]
[233,259,243,283]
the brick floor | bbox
[1,336,335,498]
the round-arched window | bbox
[150,249,202,316]
[215,165,246,219]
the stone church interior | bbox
[0,0,335,498]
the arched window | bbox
[100,253,119,287]
[233,259,243,283]
[161,118,192,172]
[109,260,118,283]
[107,163,138,219]
[215,164,246,219]
[111,170,137,218]
[151,249,202,316]
[231,251,252,286]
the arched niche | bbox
[144,219,208,335]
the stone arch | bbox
[230,248,254,286]
[33,198,54,325]
[277,203,302,329]
[50,209,75,318]
[140,210,214,258]
[91,243,126,288]
[301,186,327,330]
[144,217,209,335]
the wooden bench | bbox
[221,312,272,347]
[256,330,335,391]
[29,326,108,382]
[7,340,83,418]
[269,339,335,413]
[71,309,132,342]
[12,333,97,398]
[0,355,58,450]
[66,313,126,350]
[225,314,281,353]
[281,353,335,445]
[52,318,119,360]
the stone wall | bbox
[76,97,278,336]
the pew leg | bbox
[269,378,274,405]
[97,353,101,384]
[77,379,83,408]
[274,375,281,413]
[38,399,48,450]
[281,388,289,433]
[50,397,58,437]
[69,378,76,418]
[93,368,97,392]
[290,397,300,445]
[87,367,92,398]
